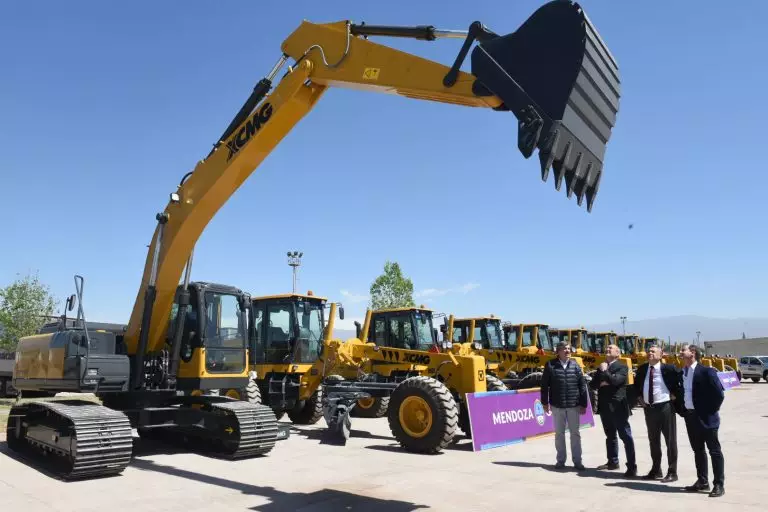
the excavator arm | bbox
[123,1,621,371]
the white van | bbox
[739,355,768,382]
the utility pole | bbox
[620,316,627,335]
[286,251,303,293]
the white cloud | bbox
[414,282,480,298]
[340,290,369,304]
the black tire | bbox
[459,374,507,437]
[287,388,324,425]
[517,371,543,390]
[764,371,768,383]
[752,377,760,383]
[387,376,458,453]
[352,396,390,418]
[246,378,262,404]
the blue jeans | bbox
[600,404,636,468]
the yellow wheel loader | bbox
[447,317,585,390]
[332,306,507,446]
[241,291,344,424]
[8,0,622,477]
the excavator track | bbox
[211,400,279,458]
[5,400,133,480]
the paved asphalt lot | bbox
[1,382,766,511]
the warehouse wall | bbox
[704,337,768,358]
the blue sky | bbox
[1,0,766,332]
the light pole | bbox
[620,316,627,335]
[286,251,303,293]
[696,330,701,346]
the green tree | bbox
[0,272,57,351]
[369,261,415,310]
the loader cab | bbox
[502,323,553,353]
[451,316,505,350]
[248,292,327,365]
[365,307,437,352]
[641,337,662,354]
[616,334,638,356]
[167,282,251,386]
[584,331,615,354]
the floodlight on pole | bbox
[696,330,701,346]
[620,316,627,335]
[287,250,303,293]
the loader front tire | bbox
[387,376,458,454]
[353,396,390,418]
[287,388,324,425]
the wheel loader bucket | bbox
[471,0,620,212]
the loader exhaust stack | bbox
[470,0,621,212]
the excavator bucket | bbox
[471,0,620,212]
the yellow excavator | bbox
[7,0,621,477]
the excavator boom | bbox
[124,1,621,366]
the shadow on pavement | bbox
[493,461,576,472]
[132,458,429,511]
[604,481,687,493]
[288,425,394,444]
[0,441,122,482]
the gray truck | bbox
[0,353,15,397]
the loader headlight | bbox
[441,341,453,350]
[473,342,482,350]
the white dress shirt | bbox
[643,361,670,404]
[683,361,698,410]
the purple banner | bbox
[717,370,741,390]
[465,387,595,452]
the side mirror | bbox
[67,294,76,311]
[339,306,345,320]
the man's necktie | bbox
[649,366,654,405]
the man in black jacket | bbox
[590,343,637,476]
[680,344,726,497]
[541,342,588,470]
[634,344,682,483]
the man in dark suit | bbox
[634,344,682,483]
[680,343,726,497]
[590,343,636,476]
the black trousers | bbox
[684,410,725,486]
[643,401,677,473]
[599,402,636,468]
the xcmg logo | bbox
[226,102,273,161]
[517,355,540,364]
[403,353,431,365]
[581,356,596,364]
